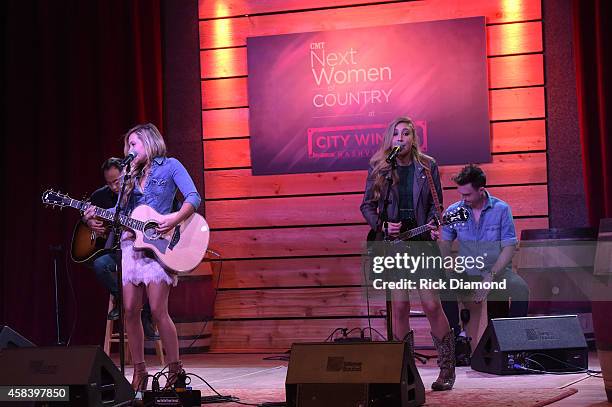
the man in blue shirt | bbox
[438,164,529,349]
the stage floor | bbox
[118,351,609,406]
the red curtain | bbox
[573,0,612,226]
[574,3,612,401]
[1,0,163,346]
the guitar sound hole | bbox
[143,222,161,240]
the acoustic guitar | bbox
[42,189,210,274]
[70,221,116,263]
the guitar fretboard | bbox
[65,198,146,231]
[390,208,468,242]
[401,224,431,240]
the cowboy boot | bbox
[164,361,185,390]
[131,362,149,392]
[431,331,456,391]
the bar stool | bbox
[103,296,165,366]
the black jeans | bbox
[91,253,119,297]
[89,253,152,316]
[442,271,530,335]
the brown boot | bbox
[431,331,456,391]
[131,362,149,392]
[163,361,185,390]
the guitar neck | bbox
[66,198,144,232]
[402,224,430,240]
[398,219,445,240]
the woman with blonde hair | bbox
[119,123,201,392]
[360,116,455,391]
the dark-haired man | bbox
[83,158,122,320]
[82,158,157,339]
[439,164,529,348]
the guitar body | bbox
[129,205,210,275]
[366,220,421,242]
[366,220,421,260]
[42,189,210,274]
[70,221,114,263]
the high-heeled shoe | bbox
[131,362,149,393]
[163,361,185,390]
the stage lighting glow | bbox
[212,3,233,48]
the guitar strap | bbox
[421,158,444,222]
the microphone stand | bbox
[111,162,132,374]
[49,244,65,345]
[381,155,397,342]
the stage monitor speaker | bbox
[471,315,588,375]
[0,346,134,406]
[286,341,425,407]
[0,325,35,349]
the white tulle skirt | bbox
[121,231,177,287]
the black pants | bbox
[442,271,530,335]
[88,253,153,316]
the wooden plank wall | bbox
[199,0,548,352]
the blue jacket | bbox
[127,156,201,215]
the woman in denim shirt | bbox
[120,123,201,392]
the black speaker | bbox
[0,346,135,406]
[471,315,588,375]
[0,325,35,349]
[285,341,425,407]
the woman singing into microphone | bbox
[360,116,455,391]
[119,123,201,392]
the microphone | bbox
[120,151,138,167]
[385,145,403,163]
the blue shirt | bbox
[441,192,517,275]
[127,156,201,215]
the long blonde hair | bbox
[368,116,432,202]
[121,123,167,205]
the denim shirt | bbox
[441,192,517,276]
[127,156,201,215]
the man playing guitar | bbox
[82,158,157,339]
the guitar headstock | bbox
[442,206,470,228]
[42,189,72,209]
